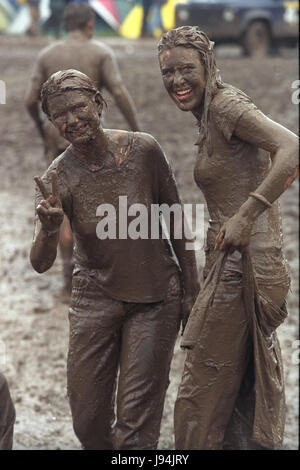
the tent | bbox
[119,0,188,39]
[0,0,21,32]
[0,0,50,34]
[0,0,122,34]
[0,0,187,36]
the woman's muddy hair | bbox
[63,2,95,32]
[41,69,106,118]
[158,26,224,154]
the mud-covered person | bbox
[29,70,199,450]
[25,2,141,160]
[0,372,15,450]
[158,26,299,450]
[25,2,141,295]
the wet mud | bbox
[0,36,298,449]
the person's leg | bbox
[150,5,164,37]
[141,0,153,36]
[67,280,124,449]
[0,373,15,450]
[174,252,251,450]
[114,273,181,450]
[28,7,40,36]
[222,280,289,450]
[175,250,290,450]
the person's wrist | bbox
[238,199,260,223]
[41,225,60,237]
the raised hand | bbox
[34,171,64,234]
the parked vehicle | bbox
[175,0,299,56]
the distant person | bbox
[150,0,167,37]
[43,0,70,39]
[26,0,40,36]
[0,372,15,450]
[25,2,141,296]
[141,0,166,38]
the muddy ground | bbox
[0,36,298,450]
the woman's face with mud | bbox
[47,90,102,144]
[159,46,206,112]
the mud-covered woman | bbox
[158,26,299,450]
[29,69,199,450]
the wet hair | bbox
[63,2,95,32]
[158,26,225,154]
[41,69,106,118]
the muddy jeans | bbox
[67,272,181,450]
[0,373,15,450]
[174,250,290,450]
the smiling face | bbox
[47,90,102,144]
[159,46,207,112]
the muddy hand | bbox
[34,171,64,233]
[214,230,225,251]
[214,213,253,253]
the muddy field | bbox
[0,36,298,450]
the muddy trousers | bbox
[174,266,289,450]
[0,373,15,450]
[67,274,181,450]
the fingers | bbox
[36,204,49,217]
[34,176,50,200]
[49,171,62,207]
[40,200,50,209]
[51,171,59,198]
[218,237,243,253]
[37,204,63,218]
[214,229,237,253]
[217,235,237,253]
[34,172,61,207]
[214,230,225,250]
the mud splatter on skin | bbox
[47,90,102,149]
[61,123,67,137]
[159,47,207,113]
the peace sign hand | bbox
[34,171,64,234]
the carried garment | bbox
[175,250,289,450]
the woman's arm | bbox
[30,172,64,273]
[146,134,200,331]
[215,110,299,252]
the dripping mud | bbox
[0,37,298,449]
